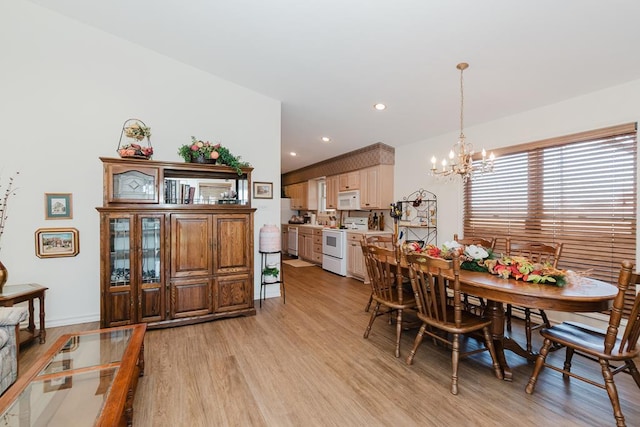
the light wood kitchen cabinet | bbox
[98,157,256,329]
[346,232,366,280]
[297,227,322,264]
[326,175,339,209]
[288,181,318,210]
[281,225,289,254]
[339,171,360,191]
[360,164,394,209]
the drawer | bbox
[313,229,323,236]
[312,253,322,263]
[347,233,364,242]
[313,244,322,254]
[314,236,322,245]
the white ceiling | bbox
[28,0,640,173]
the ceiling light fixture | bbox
[430,63,494,182]
[290,152,297,156]
[373,103,386,111]
[321,136,331,142]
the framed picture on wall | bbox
[253,182,273,199]
[35,227,79,258]
[45,193,73,220]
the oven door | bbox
[322,229,344,259]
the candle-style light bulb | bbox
[482,148,486,159]
[449,150,455,160]
[489,152,495,161]
[431,156,437,170]
[441,159,447,171]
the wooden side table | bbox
[0,283,48,346]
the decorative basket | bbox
[117,118,153,159]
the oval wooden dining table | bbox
[450,269,619,380]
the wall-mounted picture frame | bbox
[253,182,273,199]
[35,227,80,258]
[45,193,73,220]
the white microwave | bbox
[337,190,360,210]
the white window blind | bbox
[463,123,637,315]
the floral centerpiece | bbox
[407,240,566,287]
[118,119,153,159]
[178,136,251,175]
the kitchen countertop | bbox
[284,223,392,234]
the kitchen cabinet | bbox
[98,157,256,329]
[298,227,322,264]
[360,165,394,209]
[326,175,339,209]
[281,225,289,254]
[346,232,366,280]
[338,171,360,191]
[288,180,318,210]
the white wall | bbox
[0,0,282,326]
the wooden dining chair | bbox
[405,252,503,394]
[361,235,396,312]
[525,261,640,427]
[453,233,496,250]
[505,239,564,353]
[362,244,415,358]
[453,234,497,313]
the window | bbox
[464,123,637,315]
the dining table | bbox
[449,269,619,380]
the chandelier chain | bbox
[459,65,464,139]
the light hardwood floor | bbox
[18,263,640,426]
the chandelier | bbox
[430,62,495,182]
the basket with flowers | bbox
[117,119,153,159]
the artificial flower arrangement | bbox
[178,136,251,175]
[407,240,566,286]
[118,119,153,159]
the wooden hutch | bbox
[97,157,256,329]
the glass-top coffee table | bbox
[0,324,146,427]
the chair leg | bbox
[364,292,373,312]
[599,359,626,427]
[406,323,427,365]
[625,360,640,388]
[450,333,460,395]
[525,338,553,394]
[363,303,380,339]
[394,309,403,358]
[482,326,503,380]
[506,304,512,332]
[524,308,533,354]
[563,347,575,380]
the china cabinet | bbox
[97,157,256,329]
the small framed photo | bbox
[35,228,80,258]
[253,182,273,199]
[45,193,73,220]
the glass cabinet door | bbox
[107,216,134,326]
[108,165,159,204]
[138,215,165,323]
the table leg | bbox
[27,299,35,335]
[38,292,46,343]
[485,300,512,381]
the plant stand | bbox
[259,251,285,308]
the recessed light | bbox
[374,103,386,111]
[321,137,331,142]
[290,152,297,156]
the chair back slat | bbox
[619,272,640,354]
[598,260,635,354]
[454,234,496,250]
[406,252,461,327]
[365,245,402,303]
[505,239,563,268]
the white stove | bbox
[322,217,368,276]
